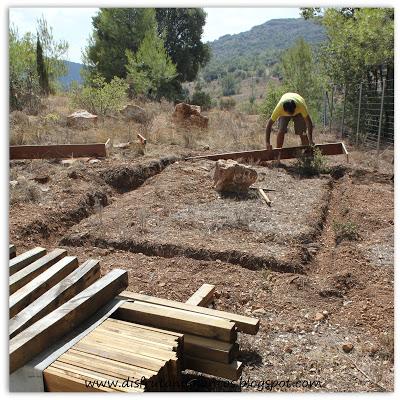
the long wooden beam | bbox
[10,141,109,160]
[185,142,346,162]
[9,260,101,338]
[9,244,16,259]
[186,284,215,307]
[9,247,47,276]
[115,301,237,342]
[9,269,128,373]
[118,291,259,335]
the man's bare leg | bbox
[276,131,285,148]
[300,134,310,146]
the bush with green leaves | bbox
[70,75,128,116]
[294,147,329,176]
[333,220,359,244]
[221,73,239,96]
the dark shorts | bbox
[278,114,306,135]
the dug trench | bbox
[59,159,335,274]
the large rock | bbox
[213,159,257,193]
[120,104,148,123]
[67,110,98,129]
[172,102,208,128]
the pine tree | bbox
[36,36,50,95]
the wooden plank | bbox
[186,284,215,307]
[9,260,101,338]
[115,300,237,342]
[73,341,166,372]
[9,244,16,259]
[10,142,107,160]
[67,348,156,380]
[9,269,128,373]
[97,324,177,351]
[44,366,114,392]
[184,356,243,381]
[137,133,147,145]
[258,188,272,207]
[118,291,259,335]
[9,249,67,295]
[9,247,46,276]
[81,332,177,362]
[184,334,238,364]
[9,256,78,318]
[185,142,345,162]
[51,361,136,392]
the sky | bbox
[8,7,300,63]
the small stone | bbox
[315,312,325,322]
[253,308,266,315]
[89,159,101,164]
[322,310,329,316]
[284,346,293,354]
[158,282,166,287]
[342,342,354,353]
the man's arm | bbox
[265,118,274,150]
[305,115,314,145]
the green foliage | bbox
[36,37,50,95]
[221,73,239,96]
[125,26,177,100]
[294,147,329,176]
[333,220,359,244]
[85,8,157,82]
[70,74,128,115]
[36,15,69,93]
[155,8,210,82]
[9,27,40,113]
[258,80,286,120]
[191,82,211,110]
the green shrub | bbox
[333,221,359,244]
[70,74,128,116]
[191,90,212,110]
[294,147,329,176]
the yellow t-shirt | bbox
[270,93,309,122]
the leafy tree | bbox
[35,15,68,92]
[70,74,128,115]
[155,8,210,82]
[36,37,50,95]
[85,8,157,82]
[221,73,239,96]
[9,27,40,112]
[125,26,177,100]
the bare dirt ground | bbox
[9,102,394,392]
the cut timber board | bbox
[9,247,46,276]
[185,356,243,381]
[9,256,78,318]
[9,244,16,259]
[186,284,215,307]
[118,291,259,335]
[185,142,346,162]
[9,269,128,373]
[9,260,101,338]
[9,249,67,295]
[184,334,238,364]
[115,300,237,342]
[10,142,108,160]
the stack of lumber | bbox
[115,284,260,381]
[9,245,260,391]
[44,318,183,392]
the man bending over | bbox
[265,92,314,150]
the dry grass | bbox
[10,177,42,205]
